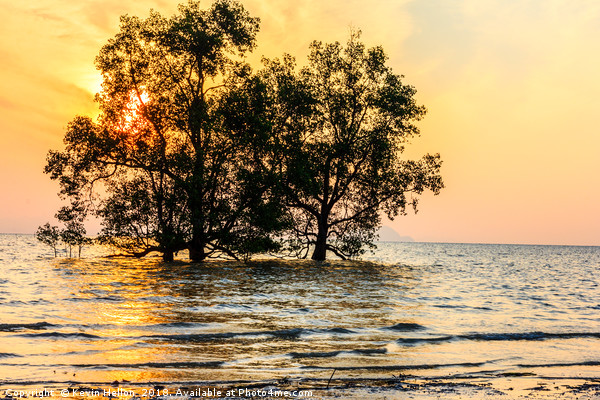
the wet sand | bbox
[2,375,600,400]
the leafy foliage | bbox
[36,221,91,258]
[260,31,444,260]
[35,223,61,257]
[45,1,286,261]
[43,4,443,262]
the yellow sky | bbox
[1,0,598,245]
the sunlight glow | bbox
[119,90,152,135]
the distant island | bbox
[376,226,414,242]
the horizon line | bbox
[2,232,598,248]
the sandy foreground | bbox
[2,375,600,400]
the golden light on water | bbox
[97,301,159,327]
[1,235,599,395]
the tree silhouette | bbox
[43,3,443,262]
[36,223,61,257]
[45,1,286,261]
[36,220,92,258]
[261,31,444,260]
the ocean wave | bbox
[0,361,223,369]
[383,323,426,331]
[396,331,600,345]
[0,353,22,358]
[150,322,208,328]
[289,347,386,359]
[324,327,355,334]
[72,361,224,369]
[0,322,54,332]
[302,361,486,371]
[351,348,388,355]
[289,350,341,358]
[152,332,256,341]
[16,332,101,339]
[461,332,600,341]
[516,360,600,368]
[396,336,454,344]
[151,327,355,342]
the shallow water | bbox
[0,234,599,384]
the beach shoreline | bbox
[2,375,600,400]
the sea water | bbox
[0,234,598,384]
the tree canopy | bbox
[42,2,443,261]
[45,0,286,261]
[259,31,444,260]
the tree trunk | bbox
[311,221,328,261]
[188,149,207,262]
[188,234,206,261]
[312,160,331,261]
[162,251,174,262]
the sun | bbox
[120,89,151,134]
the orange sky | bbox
[1,0,598,245]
